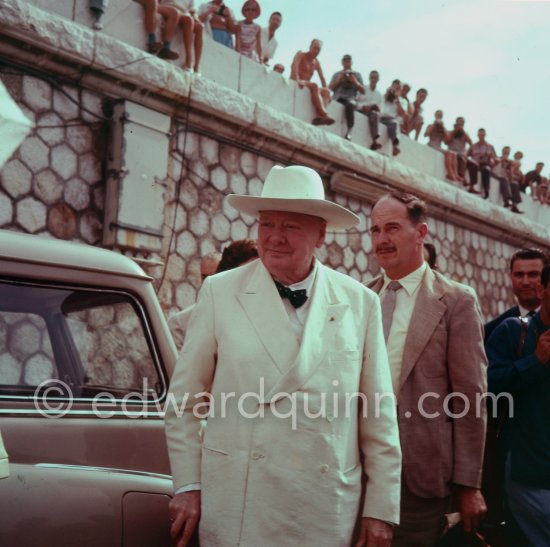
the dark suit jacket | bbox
[368,267,488,499]
[484,305,520,343]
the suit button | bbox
[251,451,263,460]
[320,464,329,474]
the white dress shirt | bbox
[260,27,278,63]
[358,86,383,110]
[275,259,317,342]
[381,262,427,393]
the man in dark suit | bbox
[368,191,487,546]
[484,248,547,342]
[486,264,550,545]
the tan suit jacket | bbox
[165,259,401,547]
[368,267,487,498]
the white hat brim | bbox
[226,195,360,230]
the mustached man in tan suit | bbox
[165,165,402,547]
[367,191,487,546]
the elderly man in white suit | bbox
[165,165,401,547]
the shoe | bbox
[370,142,382,151]
[468,187,480,194]
[503,200,511,208]
[322,116,335,126]
[147,41,162,55]
[392,146,400,156]
[158,47,179,61]
[344,131,352,141]
[312,116,325,126]
[511,206,524,214]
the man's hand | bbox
[354,517,393,547]
[535,330,550,365]
[169,491,201,547]
[455,486,486,533]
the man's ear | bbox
[536,282,545,301]
[417,222,428,240]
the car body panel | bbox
[0,229,179,546]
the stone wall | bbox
[1,0,549,326]
[157,126,516,321]
[0,67,107,243]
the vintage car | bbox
[0,229,179,547]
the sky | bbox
[230,0,549,172]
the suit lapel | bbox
[399,268,446,391]
[237,261,299,375]
[263,265,349,402]
[367,276,384,294]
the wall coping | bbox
[1,0,549,250]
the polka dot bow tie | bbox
[274,280,308,309]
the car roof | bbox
[0,230,150,280]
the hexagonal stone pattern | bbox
[0,68,107,247]
[0,191,14,226]
[154,125,530,322]
[34,169,64,205]
[0,68,540,328]
[0,159,32,198]
[17,197,47,233]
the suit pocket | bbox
[329,350,360,363]
[202,446,229,456]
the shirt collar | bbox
[287,259,318,293]
[273,258,318,294]
[382,261,427,297]
[518,304,540,317]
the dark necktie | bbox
[381,281,402,342]
[274,280,308,309]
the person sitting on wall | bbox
[399,82,413,132]
[260,12,282,65]
[235,0,262,62]
[161,0,204,72]
[357,70,384,151]
[290,39,335,126]
[405,88,428,141]
[135,0,180,60]
[198,0,236,49]
[446,116,473,187]
[492,145,522,213]
[328,54,365,141]
[424,110,461,182]
[467,128,498,200]
[380,79,407,156]
[510,151,525,210]
[524,162,545,201]
[89,0,107,30]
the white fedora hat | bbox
[226,165,360,230]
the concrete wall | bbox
[1,0,550,324]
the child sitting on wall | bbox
[235,0,262,62]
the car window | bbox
[0,311,56,386]
[0,279,162,401]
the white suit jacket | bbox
[165,259,401,547]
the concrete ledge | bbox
[3,0,550,246]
